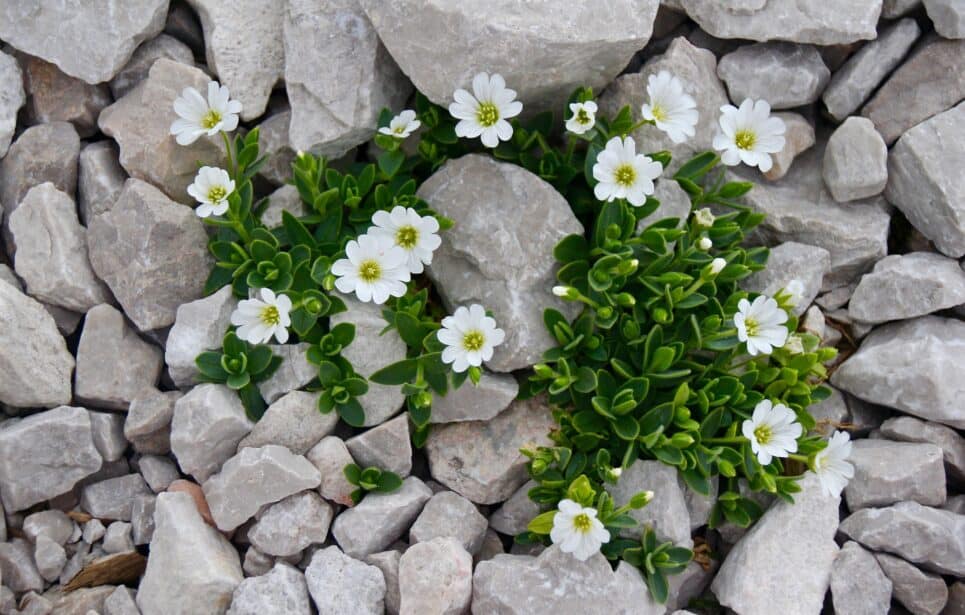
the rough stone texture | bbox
[304,546,386,615]
[845,439,946,510]
[125,389,180,455]
[98,59,226,204]
[227,562,311,615]
[88,179,212,331]
[364,550,402,615]
[742,241,830,316]
[238,390,336,455]
[946,583,965,615]
[0,49,23,157]
[102,521,135,553]
[22,510,75,545]
[763,112,814,181]
[666,560,716,612]
[82,517,107,543]
[430,372,518,424]
[610,460,692,547]
[925,0,965,38]
[830,541,892,615]
[420,155,582,371]
[862,37,965,145]
[75,304,163,410]
[203,445,321,532]
[0,406,101,512]
[409,491,488,555]
[256,111,297,187]
[104,586,140,615]
[874,552,948,615]
[33,534,66,582]
[20,54,111,138]
[489,480,540,537]
[840,501,965,576]
[879,416,965,484]
[165,285,238,388]
[0,279,75,408]
[170,384,254,482]
[78,140,127,225]
[138,455,180,493]
[831,316,965,429]
[248,491,333,557]
[346,415,412,478]
[130,494,156,545]
[306,436,357,507]
[823,117,888,203]
[849,252,965,324]
[398,537,472,615]
[80,473,152,521]
[712,473,840,615]
[0,0,168,84]
[284,0,410,157]
[717,42,829,109]
[328,292,408,426]
[822,18,920,121]
[0,538,44,593]
[137,492,243,615]
[883,0,922,17]
[332,477,432,558]
[89,411,127,463]
[473,546,662,615]
[260,184,308,228]
[425,395,555,505]
[885,102,965,258]
[256,343,316,404]
[638,179,693,231]
[110,33,195,99]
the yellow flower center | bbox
[650,104,667,122]
[754,424,772,445]
[201,109,223,130]
[744,317,760,338]
[395,225,419,249]
[572,513,592,533]
[358,259,381,283]
[614,164,636,187]
[393,125,406,135]
[462,330,485,352]
[260,305,280,326]
[576,109,591,125]
[477,102,499,128]
[207,186,227,203]
[735,129,756,150]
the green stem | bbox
[704,436,747,445]
[787,453,810,464]
[221,131,235,176]
[564,136,578,164]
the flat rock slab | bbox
[609,460,692,547]
[845,439,946,510]
[878,416,965,484]
[238,390,337,455]
[304,546,386,615]
[830,542,892,615]
[398,537,473,615]
[849,252,965,324]
[332,477,432,558]
[165,285,238,388]
[430,371,518,424]
[717,42,829,109]
[874,551,949,615]
[823,116,888,203]
[170,383,254,482]
[227,562,311,615]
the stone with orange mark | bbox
[167,480,215,528]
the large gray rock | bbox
[306,435,357,507]
[78,140,127,225]
[20,54,112,138]
[885,102,965,258]
[845,440,945,510]
[398,537,472,615]
[260,184,307,228]
[610,460,692,547]
[711,473,840,615]
[839,501,965,576]
[89,411,127,463]
[283,0,410,157]
[879,416,965,484]
[137,491,243,615]
[717,42,829,109]
[346,415,412,478]
[256,111,297,187]
[227,562,311,615]
[925,0,965,38]
[238,390,337,455]
[80,474,152,521]
[831,316,965,429]
[742,241,830,316]
[830,542,892,615]
[165,285,238,388]
[0,538,44,593]
[0,278,74,408]
[139,455,179,492]
[110,33,195,99]
[22,510,75,546]
[874,552,948,615]
[170,383,254,482]
[425,396,554,505]
[365,550,402,615]
[849,252,965,324]
[420,155,582,371]
[0,49,23,157]
[0,0,168,84]
[304,546,386,615]
[125,389,180,455]
[822,18,920,121]
[489,480,540,537]
[34,534,67,582]
[248,491,333,558]
[823,117,888,203]
[409,491,488,555]
[430,371,518,424]
[256,343,316,404]
[88,179,213,331]
[332,477,433,558]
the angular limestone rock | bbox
[346,415,412,478]
[331,477,432,558]
[849,252,965,324]
[170,384,254,482]
[845,440,946,510]
[742,241,830,316]
[398,537,473,615]
[304,546,385,615]
[307,436,357,508]
[78,140,127,225]
[248,491,333,558]
[874,552,949,615]
[830,542,892,615]
[110,33,195,99]
[430,371,518,424]
[823,117,888,203]
[238,390,337,455]
[879,416,965,484]
[409,491,488,555]
[609,460,692,547]
[717,42,829,109]
[0,50,24,157]
[227,562,311,615]
[165,285,238,388]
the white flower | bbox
[565,101,598,135]
[709,257,726,275]
[784,335,805,354]
[697,237,713,251]
[187,166,235,218]
[694,207,715,228]
[812,430,854,498]
[552,285,571,297]
[368,206,441,274]
[713,99,786,172]
[784,279,805,308]
[230,288,292,345]
[549,499,610,562]
[437,304,505,373]
[741,399,802,466]
[734,295,789,356]
[640,71,698,144]
[378,109,421,139]
[592,136,663,207]
[449,72,522,148]
[170,81,242,146]
[331,234,411,305]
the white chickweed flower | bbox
[734,295,789,356]
[713,99,786,172]
[368,206,441,275]
[592,136,663,207]
[640,71,698,144]
[550,499,610,562]
[709,257,726,275]
[552,286,570,298]
[741,399,802,466]
[812,430,854,498]
[170,80,242,146]
[697,237,713,251]
[378,109,421,139]
[694,208,715,228]
[565,101,598,135]
[187,166,235,218]
[331,234,411,305]
[437,304,505,373]
[449,72,523,148]
[784,279,805,308]
[230,288,292,345]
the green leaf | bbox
[376,471,403,492]
[337,398,366,427]
[369,358,420,385]
[236,383,267,421]
[527,510,557,535]
[196,351,230,381]
[329,322,356,347]
[554,234,590,263]
[377,149,405,178]
[647,570,670,604]
[343,463,362,484]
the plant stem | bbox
[703,436,747,445]
[221,131,235,176]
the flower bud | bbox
[414,391,433,409]
[670,433,695,448]
[784,335,804,354]
[612,467,623,478]
[697,236,712,251]
[615,292,636,307]
[694,207,715,228]
[322,274,336,292]
[597,306,613,320]
[709,257,726,275]
[552,285,570,297]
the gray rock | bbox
[304,546,385,615]
[430,372,518,424]
[102,521,135,554]
[638,179,693,232]
[717,42,829,109]
[332,477,432,558]
[256,343,316,404]
[249,491,333,558]
[260,184,308,228]
[165,285,238,388]
[241,546,274,577]
[610,460,692,547]
[0,49,23,157]
[110,33,195,99]
[203,445,321,532]
[131,493,156,546]
[256,112,297,188]
[346,415,412,478]
[683,475,717,531]
[329,296,406,425]
[822,19,920,122]
[742,241,830,316]
[98,59,226,204]
[88,411,126,463]
[944,494,965,515]
[809,386,850,427]
[863,37,965,145]
[227,562,311,615]
[489,480,540,537]
[0,587,13,613]
[398,537,472,615]
[845,439,946,510]
[138,455,180,493]
[0,538,43,593]
[82,518,106,544]
[883,0,922,17]
[81,474,152,521]
[946,581,964,615]
[238,390,336,455]
[666,559,716,612]
[137,491,243,615]
[830,541,892,615]
[78,141,127,226]
[425,396,554,505]
[823,117,888,203]
[34,534,67,582]
[125,390,181,455]
[763,112,814,181]
[879,416,965,484]
[885,102,965,257]
[875,552,948,615]
[925,0,965,38]
[364,551,402,615]
[420,155,582,371]
[75,304,163,410]
[306,436,357,507]
[409,491,488,555]
[170,383,254,482]
[22,510,75,546]
[0,406,101,511]
[20,53,111,138]
[712,473,840,615]
[87,179,213,331]
[831,316,965,429]
[849,252,965,324]
[839,501,965,576]
[104,586,140,615]
[0,0,167,84]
